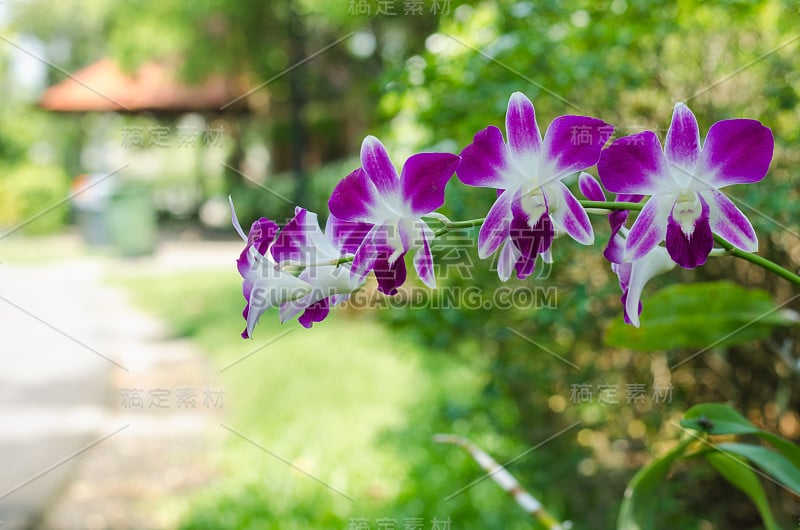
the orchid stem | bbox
[578,200,643,212]
[423,200,800,287]
[712,236,800,287]
[580,199,800,286]
[431,218,485,237]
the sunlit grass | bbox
[110,269,497,530]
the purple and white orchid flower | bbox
[272,208,368,329]
[232,200,310,338]
[457,92,612,280]
[232,200,366,336]
[328,136,460,295]
[597,102,774,269]
[578,173,674,327]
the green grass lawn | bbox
[111,268,537,530]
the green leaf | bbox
[755,431,800,470]
[617,437,694,530]
[716,442,800,496]
[682,403,800,470]
[681,403,759,435]
[604,282,795,351]
[706,452,780,530]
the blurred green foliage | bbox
[605,281,798,351]
[0,162,69,234]
[0,100,78,234]
[228,158,360,227]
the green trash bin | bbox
[71,173,114,246]
[107,185,158,256]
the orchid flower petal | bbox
[361,135,400,195]
[326,215,372,256]
[297,299,330,328]
[664,103,701,179]
[623,247,675,327]
[625,195,672,260]
[604,216,628,264]
[329,293,349,307]
[457,125,512,188]
[704,189,758,253]
[597,131,669,194]
[401,152,460,215]
[617,193,645,204]
[351,225,381,282]
[542,115,611,180]
[270,207,310,263]
[328,167,382,223]
[350,220,409,294]
[608,208,629,238]
[505,92,542,160]
[244,262,311,338]
[549,182,594,245]
[250,218,281,257]
[613,261,632,294]
[229,196,248,242]
[604,193,642,264]
[478,188,516,258]
[497,239,521,282]
[578,172,606,202]
[231,199,280,277]
[696,119,774,187]
[611,261,635,324]
[413,222,437,288]
[279,296,307,324]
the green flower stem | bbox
[578,200,643,212]
[281,257,355,270]
[432,218,485,237]
[330,256,354,267]
[422,200,800,287]
[712,236,800,287]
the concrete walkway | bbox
[0,237,240,529]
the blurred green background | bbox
[2,0,800,528]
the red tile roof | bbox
[39,58,252,113]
